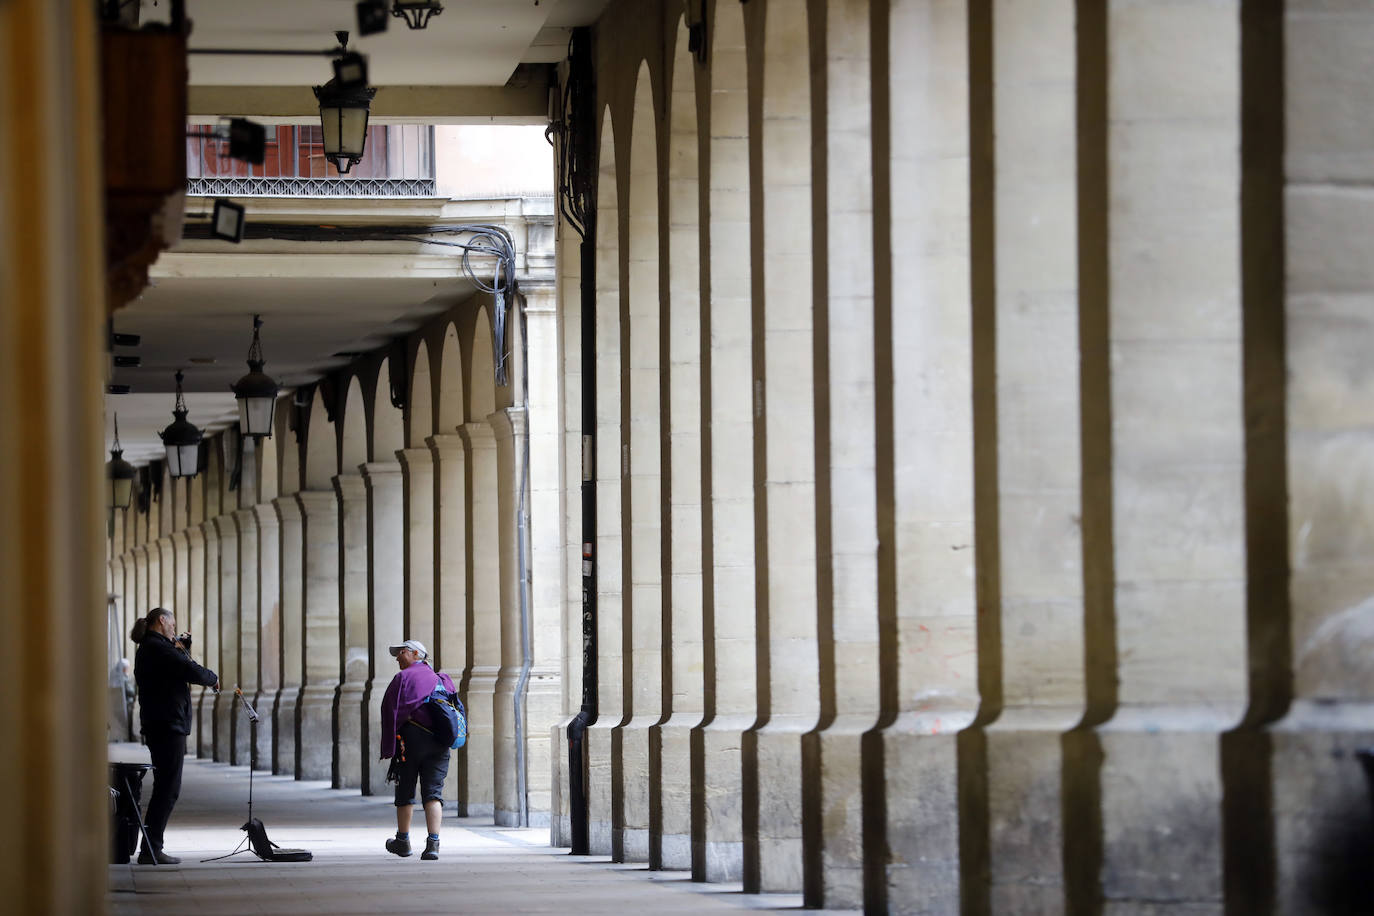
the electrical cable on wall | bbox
[181,219,520,387]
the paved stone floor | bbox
[108,744,851,915]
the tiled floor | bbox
[108,744,850,915]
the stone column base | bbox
[362,684,385,797]
[298,684,336,781]
[335,681,365,789]
[213,689,233,763]
[618,717,657,863]
[195,687,212,758]
[655,714,699,870]
[695,715,752,883]
[587,719,619,857]
[274,687,300,777]
[752,716,814,893]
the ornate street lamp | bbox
[393,0,442,30]
[159,371,203,478]
[107,414,137,510]
[231,314,280,439]
[313,32,376,175]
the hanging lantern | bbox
[159,371,203,478]
[314,32,376,175]
[231,314,280,438]
[393,0,443,30]
[107,414,137,510]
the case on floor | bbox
[242,817,313,862]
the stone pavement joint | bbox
[109,747,856,914]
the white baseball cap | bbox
[388,639,428,659]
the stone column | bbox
[273,496,304,777]
[146,542,162,610]
[233,507,259,766]
[158,535,175,610]
[334,471,368,790]
[212,514,239,763]
[873,2,984,912]
[460,420,501,820]
[752,0,819,891]
[186,524,207,753]
[523,284,565,828]
[1252,5,1374,912]
[398,447,436,650]
[427,434,468,810]
[198,519,221,760]
[296,489,341,782]
[0,8,108,906]
[491,408,529,827]
[253,503,280,772]
[812,1,881,905]
[171,530,190,630]
[1088,6,1247,910]
[361,462,405,796]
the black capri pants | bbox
[393,719,450,806]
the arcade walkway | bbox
[108,744,851,915]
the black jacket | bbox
[134,631,218,736]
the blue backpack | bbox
[422,681,467,750]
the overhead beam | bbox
[189,83,549,124]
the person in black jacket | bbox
[131,607,218,865]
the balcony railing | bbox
[187,124,436,198]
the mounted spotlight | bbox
[314,31,377,175]
[393,0,442,30]
[212,198,246,243]
[159,371,203,479]
[231,314,280,439]
[107,414,137,511]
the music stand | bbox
[201,687,312,864]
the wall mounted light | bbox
[159,370,203,478]
[393,0,443,30]
[212,198,246,242]
[107,414,137,510]
[314,31,376,175]
[231,314,280,438]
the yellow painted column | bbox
[0,1,107,909]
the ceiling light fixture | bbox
[393,0,443,30]
[159,371,203,478]
[107,414,137,511]
[314,31,377,175]
[231,314,280,439]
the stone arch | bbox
[586,102,625,857]
[437,322,465,433]
[277,398,300,497]
[257,428,278,502]
[408,340,434,448]
[372,357,405,462]
[303,387,335,490]
[340,375,367,475]
[621,58,663,863]
[658,11,706,872]
[467,303,497,423]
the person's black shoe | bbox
[421,836,439,860]
[136,848,181,865]
[385,835,413,857]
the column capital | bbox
[199,520,220,542]
[487,406,527,441]
[212,514,238,539]
[396,447,435,471]
[332,472,368,502]
[295,489,338,515]
[272,494,302,523]
[169,528,189,547]
[459,421,497,450]
[360,461,403,483]
[252,502,279,529]
[425,433,466,457]
[232,507,259,537]
[184,524,205,545]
